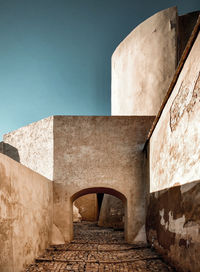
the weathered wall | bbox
[53,116,154,243]
[111,7,177,116]
[74,194,98,221]
[98,194,124,229]
[150,31,200,192]
[0,153,53,272]
[3,117,54,180]
[146,180,200,272]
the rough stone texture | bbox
[24,222,175,272]
[149,31,200,192]
[1,115,154,243]
[170,72,200,132]
[74,194,98,221]
[111,7,177,116]
[0,153,53,272]
[98,194,124,229]
[53,116,154,243]
[3,116,54,180]
[146,180,200,272]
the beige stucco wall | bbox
[3,116,54,180]
[149,31,200,192]
[0,153,53,272]
[74,194,98,221]
[111,7,177,116]
[53,116,154,243]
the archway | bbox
[71,187,128,241]
[53,182,145,244]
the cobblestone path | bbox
[25,222,175,272]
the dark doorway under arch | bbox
[97,193,104,219]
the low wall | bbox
[3,116,54,180]
[146,180,200,272]
[0,154,53,272]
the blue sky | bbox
[0,0,199,139]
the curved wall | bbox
[111,7,178,116]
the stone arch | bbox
[71,187,126,203]
[52,116,152,244]
[53,180,146,244]
[70,187,128,241]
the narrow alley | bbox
[24,222,175,272]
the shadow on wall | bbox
[73,193,125,230]
[0,141,20,162]
[98,194,125,230]
[146,180,200,272]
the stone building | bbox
[0,6,200,272]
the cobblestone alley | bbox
[24,222,175,272]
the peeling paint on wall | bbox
[160,209,186,235]
[150,32,200,192]
[147,180,200,272]
[170,72,200,132]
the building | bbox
[0,6,200,272]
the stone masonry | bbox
[24,222,175,272]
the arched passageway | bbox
[52,116,152,245]
[53,181,147,244]
[73,192,125,240]
[71,187,127,241]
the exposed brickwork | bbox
[24,222,175,271]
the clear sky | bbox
[0,0,199,139]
